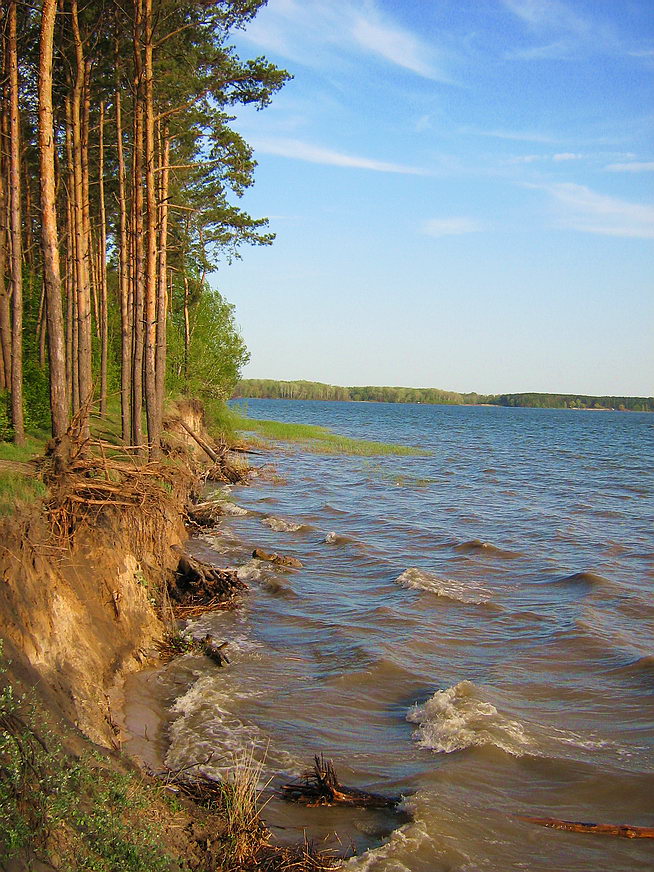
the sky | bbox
[214,0,653,396]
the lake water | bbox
[127,399,654,870]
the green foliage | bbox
[231,410,429,456]
[168,284,250,404]
[0,646,178,870]
[0,472,46,516]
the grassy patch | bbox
[232,412,429,456]
[0,473,46,515]
[0,655,178,871]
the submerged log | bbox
[518,816,654,839]
[281,754,398,809]
[252,547,303,568]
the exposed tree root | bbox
[281,755,399,809]
[168,548,247,616]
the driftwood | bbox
[281,755,398,809]
[203,634,230,666]
[169,549,247,608]
[519,816,654,839]
[176,418,222,463]
[253,547,303,568]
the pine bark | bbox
[98,101,108,416]
[70,0,93,438]
[115,87,131,442]
[8,0,24,444]
[38,0,69,438]
[143,0,159,456]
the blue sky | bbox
[216,0,653,396]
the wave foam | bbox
[262,516,304,533]
[406,681,530,756]
[395,568,490,604]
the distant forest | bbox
[234,379,654,412]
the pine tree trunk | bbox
[155,130,170,427]
[8,0,24,445]
[39,0,68,438]
[115,87,131,443]
[98,100,108,416]
[143,0,159,457]
[71,0,93,438]
[0,109,10,391]
[130,3,145,449]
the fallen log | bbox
[281,754,398,809]
[518,815,654,839]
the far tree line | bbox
[0,0,288,455]
[234,380,654,413]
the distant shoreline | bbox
[233,379,653,413]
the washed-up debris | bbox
[203,634,230,666]
[281,754,399,809]
[252,548,303,568]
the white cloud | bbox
[466,127,559,143]
[252,137,429,175]
[540,182,654,238]
[242,0,450,81]
[351,11,442,80]
[502,0,621,60]
[605,161,654,172]
[423,217,483,238]
[552,152,583,161]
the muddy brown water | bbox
[124,400,654,871]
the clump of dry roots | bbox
[281,755,399,809]
[39,429,186,547]
[168,550,247,618]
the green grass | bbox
[231,412,430,456]
[0,652,178,871]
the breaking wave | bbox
[406,681,531,756]
[262,516,307,533]
[395,568,490,605]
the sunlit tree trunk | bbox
[98,100,108,416]
[155,128,170,425]
[143,0,159,456]
[130,0,145,448]
[8,0,24,444]
[115,86,131,442]
[70,0,93,438]
[38,0,69,438]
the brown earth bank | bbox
[0,402,338,872]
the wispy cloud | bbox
[538,182,654,238]
[252,137,429,175]
[502,0,622,60]
[605,161,654,172]
[423,217,483,238]
[241,0,450,81]
[465,127,559,144]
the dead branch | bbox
[281,754,399,809]
[518,816,654,839]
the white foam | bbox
[406,681,530,756]
[325,531,339,544]
[165,674,298,781]
[262,516,303,532]
[221,502,248,516]
[396,568,490,605]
